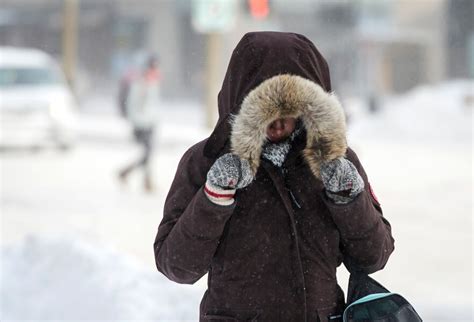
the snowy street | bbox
[1,82,472,321]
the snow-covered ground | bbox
[1,81,472,321]
[1,236,204,320]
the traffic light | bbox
[248,0,269,20]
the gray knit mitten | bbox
[205,153,254,206]
[320,157,364,204]
[261,140,291,167]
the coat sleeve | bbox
[323,148,395,274]
[153,141,235,284]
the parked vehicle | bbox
[0,47,77,150]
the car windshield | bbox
[0,67,62,87]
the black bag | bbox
[343,273,422,322]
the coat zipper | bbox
[282,166,302,209]
[280,164,307,322]
[289,189,302,209]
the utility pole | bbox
[205,33,221,128]
[192,0,237,129]
[62,0,79,90]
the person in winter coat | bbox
[154,32,394,321]
[118,55,161,192]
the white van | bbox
[0,47,77,150]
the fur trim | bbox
[230,74,347,179]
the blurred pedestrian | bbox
[118,55,161,192]
[368,92,381,114]
[154,32,394,320]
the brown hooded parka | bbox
[154,32,394,322]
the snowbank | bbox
[348,80,473,144]
[1,235,204,321]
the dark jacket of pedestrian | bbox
[154,32,394,321]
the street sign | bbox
[192,0,237,33]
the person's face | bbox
[148,59,157,69]
[266,117,297,143]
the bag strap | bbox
[346,273,391,305]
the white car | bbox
[0,47,77,150]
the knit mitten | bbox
[205,153,253,206]
[261,140,291,167]
[320,157,364,204]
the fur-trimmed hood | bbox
[230,74,347,179]
[203,32,334,160]
[203,32,347,178]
